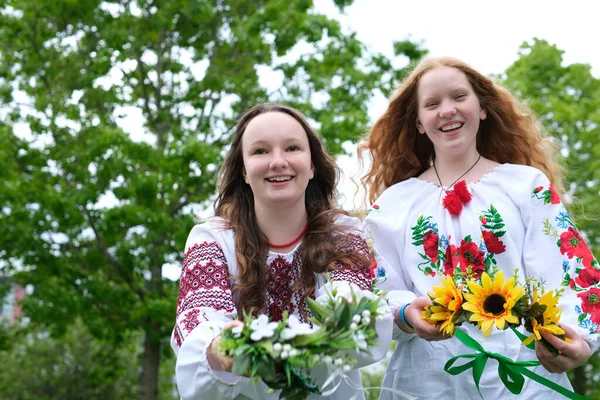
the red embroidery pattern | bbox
[177,241,234,316]
[175,241,235,347]
[265,253,302,322]
[181,309,209,334]
[331,233,372,291]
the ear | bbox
[242,167,248,184]
[480,108,487,120]
[309,164,315,180]
[416,119,426,134]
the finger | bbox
[539,330,568,356]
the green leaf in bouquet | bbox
[306,298,333,323]
[254,355,277,383]
[232,353,253,376]
[291,328,328,347]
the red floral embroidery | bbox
[577,288,600,324]
[575,267,600,288]
[458,240,486,279]
[369,257,378,279]
[444,244,458,276]
[482,231,506,254]
[423,231,439,264]
[560,227,595,268]
[549,184,560,204]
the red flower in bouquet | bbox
[459,240,486,279]
[575,267,600,288]
[560,227,595,267]
[423,231,439,263]
[482,230,506,254]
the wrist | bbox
[397,303,416,333]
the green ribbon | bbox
[445,329,591,400]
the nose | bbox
[269,150,288,169]
[439,101,457,118]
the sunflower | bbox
[422,275,464,335]
[522,289,570,346]
[463,271,526,337]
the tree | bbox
[0,1,424,399]
[0,320,146,400]
[502,38,600,398]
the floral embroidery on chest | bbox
[534,185,600,333]
[411,205,507,285]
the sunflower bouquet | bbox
[420,269,587,398]
[218,288,388,400]
[421,269,569,352]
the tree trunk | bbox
[141,331,161,400]
[571,365,587,395]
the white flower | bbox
[323,355,333,365]
[352,315,361,324]
[231,325,243,338]
[280,351,289,359]
[289,349,298,357]
[273,342,282,352]
[350,322,358,331]
[334,358,343,366]
[352,330,368,350]
[362,316,371,325]
[249,315,278,341]
[280,314,317,340]
[283,343,292,352]
[343,365,352,372]
[361,310,371,318]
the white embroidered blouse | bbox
[171,214,392,400]
[364,164,599,399]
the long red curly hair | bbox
[359,57,564,204]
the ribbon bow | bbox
[447,329,590,400]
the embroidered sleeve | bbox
[174,241,235,348]
[330,232,372,291]
[525,173,600,350]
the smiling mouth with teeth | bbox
[441,122,463,132]
[266,176,293,182]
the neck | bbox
[255,200,308,247]
[433,151,481,184]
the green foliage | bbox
[0,1,425,398]
[0,320,141,400]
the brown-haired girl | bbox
[172,103,392,399]
[361,57,598,399]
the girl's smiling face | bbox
[416,66,487,158]
[241,111,314,209]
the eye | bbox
[253,148,267,155]
[455,93,467,100]
[425,102,438,108]
[287,145,300,152]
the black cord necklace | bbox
[433,154,481,191]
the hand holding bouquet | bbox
[218,288,388,400]
[422,269,569,353]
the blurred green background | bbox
[1,1,599,399]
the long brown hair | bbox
[215,103,369,319]
[359,57,564,204]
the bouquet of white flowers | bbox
[218,288,388,400]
